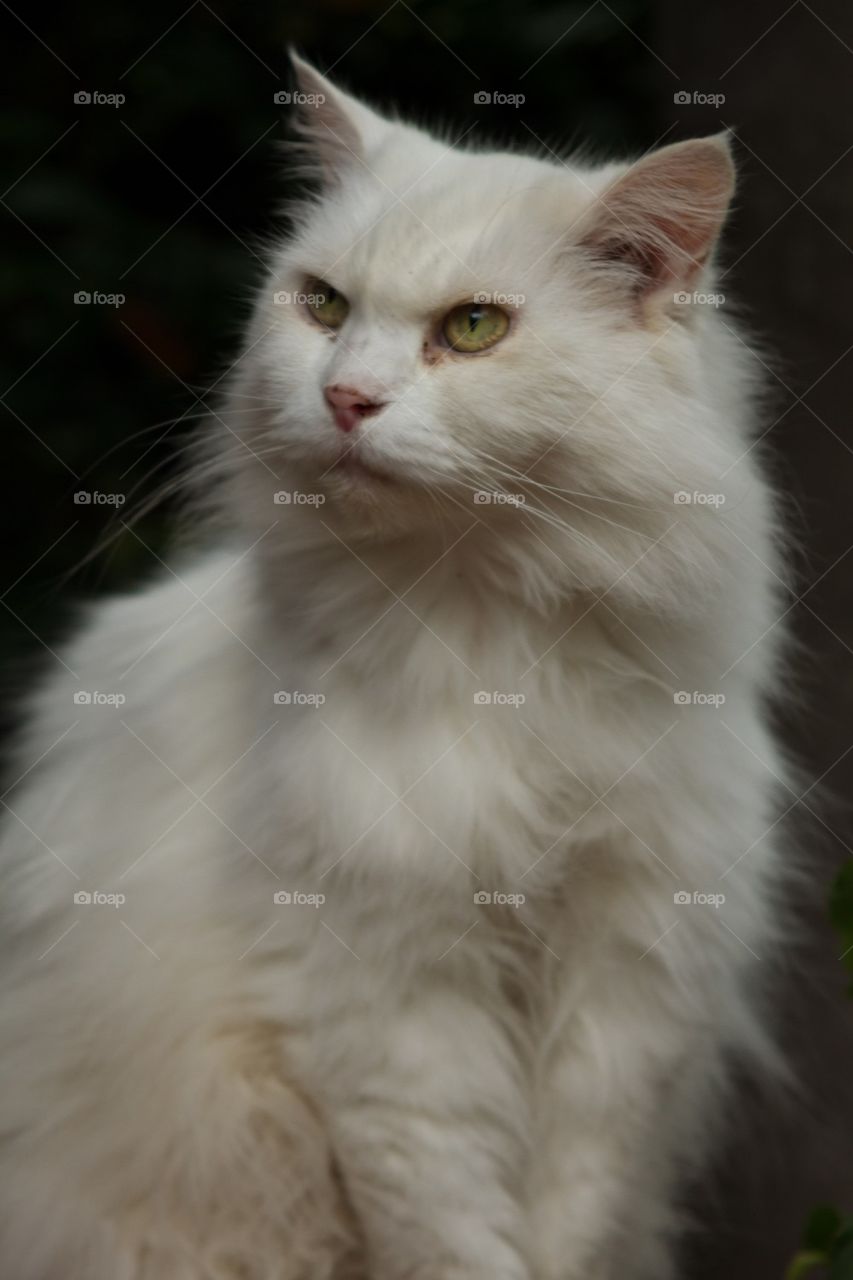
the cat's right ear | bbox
[285,51,391,183]
[575,135,735,314]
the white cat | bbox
[0,54,791,1280]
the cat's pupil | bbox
[467,307,483,331]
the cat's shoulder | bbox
[14,546,256,765]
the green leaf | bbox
[787,1250,830,1280]
[806,1206,844,1251]
[829,1235,853,1280]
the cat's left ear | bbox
[577,134,735,307]
[286,51,392,182]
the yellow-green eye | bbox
[306,280,349,329]
[442,302,510,353]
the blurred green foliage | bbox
[785,869,853,1279]
[786,1196,853,1278]
[1,0,657,701]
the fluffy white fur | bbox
[0,56,790,1280]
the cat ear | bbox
[577,135,735,303]
[286,51,392,181]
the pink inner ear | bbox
[581,138,736,294]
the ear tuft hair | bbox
[577,135,736,303]
[284,50,392,184]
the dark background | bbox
[2,1,852,1274]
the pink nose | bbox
[324,384,387,434]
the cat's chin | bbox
[318,454,414,530]
[313,455,455,538]
[307,452,474,539]
[328,453,395,489]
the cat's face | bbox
[227,57,743,595]
[262,144,616,500]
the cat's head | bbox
[223,56,754,606]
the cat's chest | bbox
[269,659,613,891]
